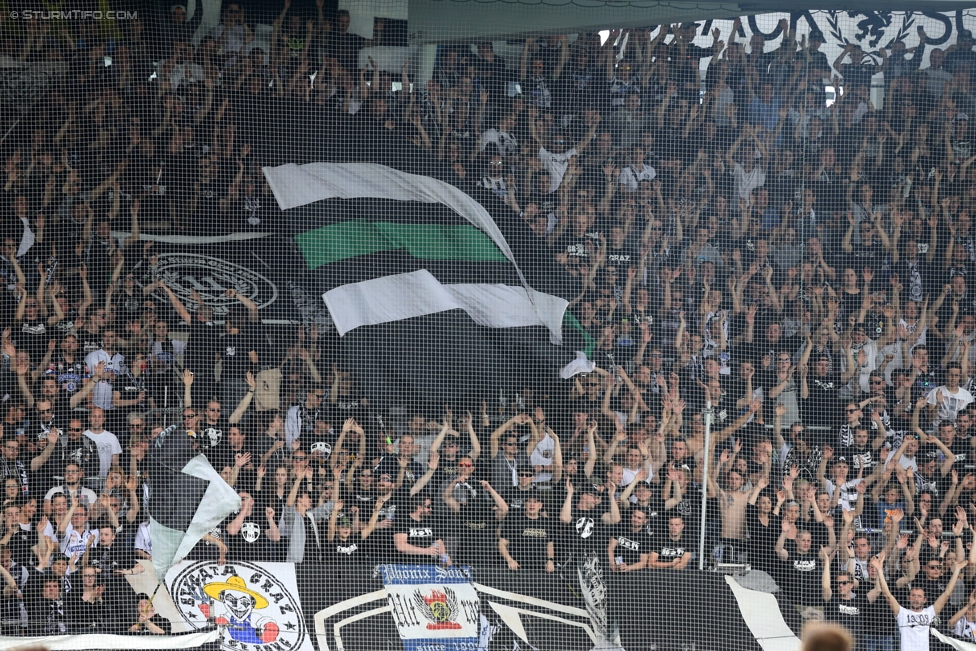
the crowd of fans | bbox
[5,3,976,649]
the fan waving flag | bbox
[146,425,242,581]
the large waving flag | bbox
[263,163,580,411]
[147,425,242,580]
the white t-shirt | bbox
[825,478,862,511]
[926,385,975,427]
[618,164,656,192]
[538,146,578,193]
[479,129,518,157]
[84,429,122,477]
[60,523,99,558]
[896,605,936,651]
[849,340,880,393]
[42,519,59,546]
[134,521,152,555]
[84,349,126,375]
[885,453,919,474]
[529,433,555,468]
[732,162,766,200]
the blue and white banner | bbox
[378,564,481,651]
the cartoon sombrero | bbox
[203,575,269,609]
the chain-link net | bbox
[2,3,976,651]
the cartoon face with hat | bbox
[202,575,279,644]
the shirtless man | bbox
[706,445,754,542]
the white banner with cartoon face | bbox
[165,560,313,651]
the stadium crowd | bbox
[5,3,976,649]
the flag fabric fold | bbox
[147,425,242,581]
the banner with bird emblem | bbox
[378,564,481,651]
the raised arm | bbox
[870,552,902,615]
[934,560,969,615]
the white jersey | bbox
[896,605,936,651]
[954,616,976,640]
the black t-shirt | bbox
[778,547,820,604]
[610,524,654,567]
[374,456,425,488]
[185,320,221,383]
[802,373,841,429]
[653,531,693,564]
[604,240,641,274]
[226,515,275,563]
[112,371,147,428]
[342,482,376,513]
[439,479,498,562]
[563,504,609,555]
[5,525,34,567]
[365,488,405,561]
[17,318,49,363]
[77,330,103,358]
[666,488,702,536]
[198,417,228,451]
[391,514,440,563]
[219,325,260,383]
[500,512,553,569]
[824,591,869,639]
[746,505,778,573]
[58,434,99,479]
[323,534,368,565]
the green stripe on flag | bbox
[295,220,390,269]
[373,222,506,262]
[295,221,508,270]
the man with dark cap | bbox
[803,30,831,74]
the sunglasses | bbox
[837,580,852,585]
[458,462,473,468]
